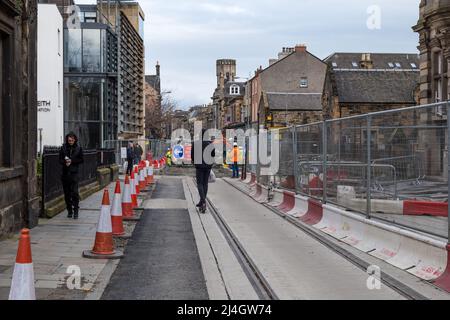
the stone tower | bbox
[413,0,450,104]
[216,59,236,89]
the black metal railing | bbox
[97,149,116,168]
[42,146,98,204]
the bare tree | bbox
[145,89,177,139]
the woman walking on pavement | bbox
[59,133,84,219]
[192,130,215,213]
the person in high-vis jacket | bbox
[166,148,172,166]
[231,143,240,179]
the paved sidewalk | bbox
[0,177,143,300]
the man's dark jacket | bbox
[191,140,215,169]
[59,133,84,175]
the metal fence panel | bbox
[274,128,295,190]
[325,117,368,212]
[295,122,324,200]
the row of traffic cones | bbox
[83,161,156,259]
[8,162,156,299]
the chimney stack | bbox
[359,53,373,69]
[156,61,160,77]
[295,44,307,53]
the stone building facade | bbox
[413,0,450,104]
[322,53,420,119]
[212,59,247,130]
[0,0,40,238]
[413,0,450,179]
[252,45,327,129]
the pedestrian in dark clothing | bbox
[126,142,135,175]
[134,143,143,165]
[59,133,84,219]
[192,131,215,213]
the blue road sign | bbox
[173,145,184,159]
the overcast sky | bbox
[76,0,421,109]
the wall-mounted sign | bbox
[38,100,51,112]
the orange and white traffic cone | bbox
[9,229,36,300]
[139,167,146,190]
[148,164,154,185]
[130,171,138,209]
[83,190,123,259]
[111,180,125,237]
[134,167,140,195]
[145,161,151,185]
[142,163,149,187]
[122,175,133,217]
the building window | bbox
[82,29,102,72]
[352,62,358,68]
[84,11,97,23]
[388,62,394,68]
[65,77,106,149]
[433,51,448,103]
[395,62,402,68]
[230,84,240,95]
[300,77,308,88]
[64,29,82,72]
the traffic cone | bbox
[153,160,159,169]
[139,167,146,190]
[111,180,125,237]
[130,171,138,208]
[147,164,154,185]
[142,163,149,187]
[134,167,140,195]
[83,190,123,259]
[122,175,133,218]
[9,229,36,300]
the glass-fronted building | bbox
[63,5,118,149]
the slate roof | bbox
[266,93,323,111]
[325,52,419,70]
[333,70,419,104]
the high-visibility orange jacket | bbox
[232,147,239,163]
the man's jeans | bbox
[232,163,240,178]
[196,168,211,204]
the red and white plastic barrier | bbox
[254,184,269,203]
[298,199,323,226]
[251,184,262,200]
[267,189,284,207]
[286,194,309,218]
[311,204,448,283]
[243,174,252,184]
[248,173,257,186]
[338,186,448,217]
[277,190,296,213]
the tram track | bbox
[221,177,429,301]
